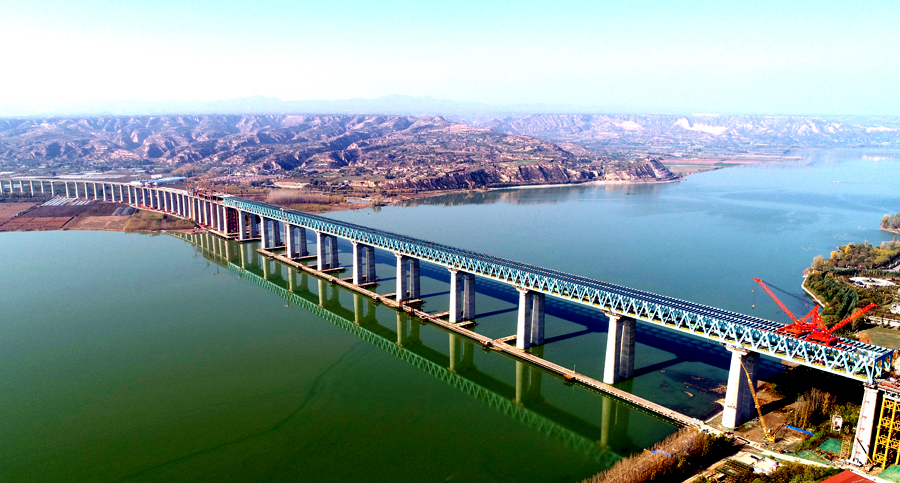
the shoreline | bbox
[800,274,826,307]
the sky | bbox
[1,0,899,115]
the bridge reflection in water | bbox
[174,231,675,465]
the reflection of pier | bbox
[175,232,632,464]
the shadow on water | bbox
[176,232,681,463]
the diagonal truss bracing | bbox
[223,196,896,383]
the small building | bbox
[849,277,897,289]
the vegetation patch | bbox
[124,210,195,232]
[583,428,737,483]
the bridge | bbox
[3,176,896,466]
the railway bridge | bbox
[3,177,897,466]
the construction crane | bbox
[753,278,877,346]
[739,356,775,443]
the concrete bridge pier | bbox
[394,254,420,301]
[74,182,80,199]
[449,271,476,322]
[352,242,364,284]
[851,385,881,465]
[238,211,248,241]
[261,217,273,248]
[315,231,335,269]
[250,214,259,239]
[351,242,376,284]
[722,346,760,428]
[29,181,34,196]
[328,235,338,266]
[298,227,309,257]
[285,224,297,258]
[515,289,545,349]
[395,254,408,301]
[274,220,284,247]
[603,314,636,384]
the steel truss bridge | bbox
[172,232,625,465]
[223,196,896,384]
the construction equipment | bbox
[739,356,775,443]
[753,278,877,346]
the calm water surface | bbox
[2,149,899,481]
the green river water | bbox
[1,149,899,481]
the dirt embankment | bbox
[0,201,196,233]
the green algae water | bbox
[2,149,900,481]
[0,231,672,482]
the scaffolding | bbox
[872,394,900,466]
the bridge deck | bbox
[227,196,895,383]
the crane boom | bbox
[828,303,878,335]
[739,356,774,443]
[753,278,801,325]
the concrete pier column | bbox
[30,181,34,196]
[102,184,107,201]
[64,182,70,198]
[74,182,80,199]
[722,347,760,428]
[851,386,881,465]
[274,220,284,247]
[464,273,475,320]
[315,231,327,269]
[516,289,545,349]
[352,242,364,284]
[396,254,409,302]
[250,215,259,238]
[91,183,96,200]
[285,224,296,257]
[531,292,545,346]
[516,289,534,349]
[261,217,271,248]
[298,227,308,257]
[326,235,337,267]
[449,269,463,323]
[238,211,248,240]
[40,181,44,194]
[603,314,636,384]
[409,258,420,299]
[119,185,124,203]
[126,186,132,204]
[365,246,375,282]
[50,182,55,196]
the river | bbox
[1,149,899,482]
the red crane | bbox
[753,278,877,346]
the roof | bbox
[821,470,876,483]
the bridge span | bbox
[3,176,897,466]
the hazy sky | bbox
[2,0,899,115]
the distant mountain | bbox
[471,114,900,150]
[0,114,576,172]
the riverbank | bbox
[0,200,195,233]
